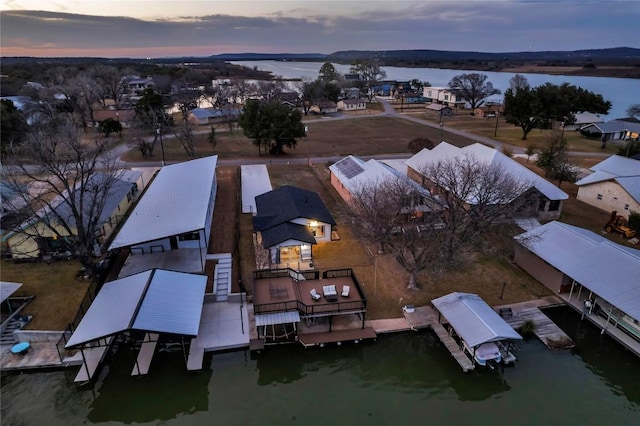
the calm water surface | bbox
[231,60,639,120]
[1,307,639,425]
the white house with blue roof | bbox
[575,155,640,218]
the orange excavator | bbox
[604,211,636,238]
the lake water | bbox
[231,60,640,120]
[1,307,639,425]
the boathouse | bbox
[109,156,218,277]
[514,221,640,356]
[431,292,522,367]
[65,269,207,383]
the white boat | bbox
[464,341,502,367]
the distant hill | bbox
[327,47,640,62]
[208,53,326,61]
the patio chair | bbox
[341,285,350,297]
[310,288,321,301]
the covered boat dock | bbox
[432,292,522,370]
[65,269,207,383]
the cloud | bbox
[1,3,638,58]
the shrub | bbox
[518,319,536,337]
[408,137,435,153]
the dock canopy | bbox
[0,281,23,303]
[432,292,522,348]
[65,269,206,349]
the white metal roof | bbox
[109,156,217,250]
[515,221,640,321]
[65,271,151,348]
[432,292,522,348]
[255,311,301,327]
[241,164,273,214]
[405,142,569,201]
[0,281,23,303]
[65,269,207,348]
[575,155,640,203]
[330,155,430,198]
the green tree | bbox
[448,73,501,110]
[318,62,339,83]
[238,100,306,155]
[0,99,28,158]
[504,86,544,140]
[505,82,611,140]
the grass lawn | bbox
[119,116,482,163]
[0,259,89,330]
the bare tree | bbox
[417,155,535,262]
[91,65,134,109]
[448,73,501,110]
[3,118,124,277]
[349,156,536,288]
[349,177,442,289]
[172,87,201,157]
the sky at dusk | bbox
[1,1,638,58]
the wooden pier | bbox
[504,307,574,349]
[430,321,475,372]
[298,327,377,347]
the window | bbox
[624,204,630,210]
[179,231,200,241]
[538,199,547,211]
[549,200,560,211]
[597,194,603,200]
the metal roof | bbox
[65,271,151,348]
[515,221,640,321]
[65,269,207,348]
[241,165,272,214]
[0,281,23,303]
[431,292,522,348]
[132,270,206,336]
[590,155,640,177]
[109,156,217,250]
[330,155,432,200]
[406,142,568,201]
[255,311,301,326]
[576,156,640,203]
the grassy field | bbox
[120,115,484,163]
[0,259,89,330]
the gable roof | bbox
[253,185,335,232]
[425,104,452,111]
[572,111,603,125]
[65,269,206,348]
[329,155,432,201]
[405,142,568,202]
[581,121,640,134]
[7,170,142,237]
[109,156,217,250]
[515,221,640,321]
[575,155,640,203]
[431,292,522,348]
[260,222,317,247]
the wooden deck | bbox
[504,308,575,349]
[430,321,475,372]
[298,327,377,347]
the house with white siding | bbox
[575,155,640,218]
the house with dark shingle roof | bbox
[253,185,336,268]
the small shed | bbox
[425,104,453,117]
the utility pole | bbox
[305,125,310,167]
[439,112,444,142]
[157,123,165,167]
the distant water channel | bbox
[231,60,640,120]
[1,307,638,425]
